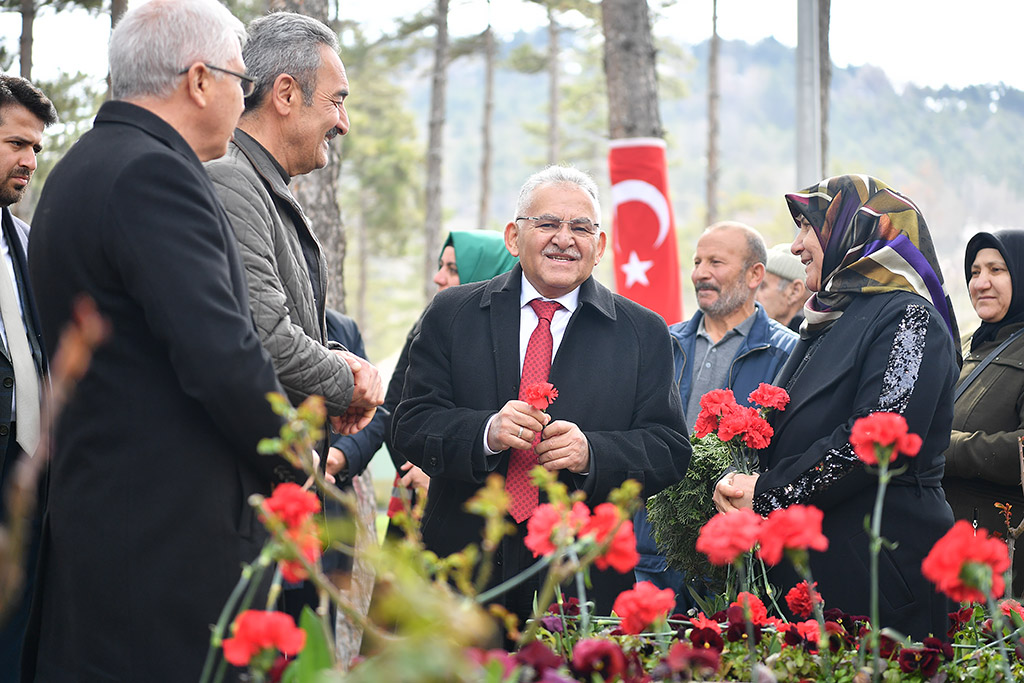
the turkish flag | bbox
[608,138,683,324]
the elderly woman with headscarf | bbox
[714,175,960,639]
[944,228,1024,594]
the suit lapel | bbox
[488,271,523,402]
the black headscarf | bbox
[964,228,1024,351]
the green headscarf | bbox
[442,230,519,285]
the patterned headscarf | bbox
[785,174,958,343]
[964,228,1024,351]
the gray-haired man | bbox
[205,12,382,459]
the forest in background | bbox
[4,7,1022,361]
[350,27,1024,359]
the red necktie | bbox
[506,299,562,523]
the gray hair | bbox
[705,220,767,272]
[514,165,601,223]
[109,0,246,101]
[243,11,339,111]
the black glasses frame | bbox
[178,63,255,98]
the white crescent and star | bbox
[611,179,671,289]
[611,179,671,250]
[620,251,654,288]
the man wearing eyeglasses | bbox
[393,165,690,628]
[204,9,383,631]
[23,0,304,679]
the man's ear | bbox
[748,262,766,290]
[504,221,520,257]
[182,63,212,108]
[270,73,301,116]
[786,279,806,305]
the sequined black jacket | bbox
[753,290,958,640]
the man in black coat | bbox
[22,0,300,679]
[393,166,690,623]
[0,75,57,683]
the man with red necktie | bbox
[393,165,690,626]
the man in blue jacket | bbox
[635,221,798,611]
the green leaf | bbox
[295,606,334,681]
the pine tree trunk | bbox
[19,0,34,80]
[706,0,720,226]
[818,0,831,174]
[423,0,449,300]
[602,0,662,140]
[478,17,495,228]
[546,6,559,165]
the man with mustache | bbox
[393,166,690,627]
[204,10,384,625]
[634,220,798,610]
[0,74,56,682]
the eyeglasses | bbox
[516,215,600,237]
[178,63,255,98]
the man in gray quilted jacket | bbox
[205,11,382,457]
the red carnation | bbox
[732,592,768,625]
[1002,599,1024,621]
[849,412,922,465]
[748,383,790,411]
[524,501,590,557]
[757,504,829,566]
[262,483,321,529]
[689,612,721,633]
[785,581,824,619]
[922,520,1010,602]
[612,581,677,635]
[522,382,558,411]
[583,502,639,573]
[222,610,306,667]
[279,527,322,583]
[696,509,762,566]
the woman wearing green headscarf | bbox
[383,231,519,512]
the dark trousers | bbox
[0,425,40,683]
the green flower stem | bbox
[199,548,273,683]
[756,555,785,618]
[984,590,1015,681]
[569,548,592,637]
[866,456,890,683]
[474,551,556,604]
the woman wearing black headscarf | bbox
[944,229,1024,594]
[714,175,960,639]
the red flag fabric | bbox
[608,138,683,324]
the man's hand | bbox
[334,350,384,409]
[398,461,430,490]
[326,446,347,477]
[329,405,376,436]
[535,420,590,473]
[713,472,758,513]
[486,400,550,452]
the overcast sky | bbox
[2,1,1021,91]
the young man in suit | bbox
[0,74,56,683]
[393,166,691,625]
[23,0,301,678]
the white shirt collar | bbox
[520,273,580,312]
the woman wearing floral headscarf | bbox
[944,228,1024,594]
[714,175,960,639]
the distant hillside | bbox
[399,31,1022,320]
